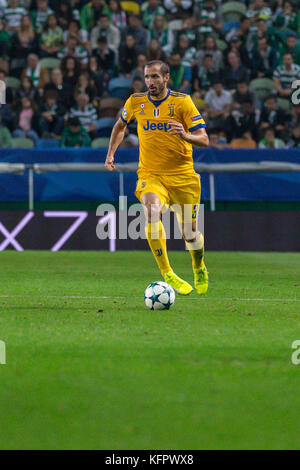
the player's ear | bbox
[165,73,170,83]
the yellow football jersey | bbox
[121,89,206,175]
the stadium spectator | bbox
[149,14,174,56]
[193,53,217,94]
[0,96,14,131]
[0,120,12,147]
[39,89,66,134]
[222,51,249,90]
[21,53,50,90]
[246,0,272,25]
[146,38,166,62]
[15,75,40,105]
[10,14,36,77]
[126,76,145,99]
[74,72,98,103]
[90,13,120,55]
[232,80,259,112]
[58,37,89,68]
[107,0,127,30]
[225,100,259,142]
[59,116,91,148]
[208,129,230,149]
[163,0,192,20]
[273,52,300,98]
[258,127,285,148]
[193,0,221,40]
[69,93,98,138]
[93,36,115,78]
[43,67,74,108]
[178,17,199,49]
[80,0,110,32]
[119,34,138,76]
[224,36,251,70]
[62,20,89,49]
[130,53,147,80]
[121,13,148,55]
[87,56,105,97]
[0,17,11,58]
[259,94,288,138]
[60,56,81,89]
[39,13,64,57]
[142,0,166,29]
[177,34,196,68]
[279,33,300,66]
[286,125,300,148]
[289,103,300,128]
[12,96,39,145]
[230,131,257,149]
[30,0,53,33]
[2,0,27,32]
[196,36,224,72]
[249,35,279,79]
[273,0,298,34]
[168,51,192,92]
[56,0,80,30]
[204,80,232,129]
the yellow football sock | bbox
[185,233,205,269]
[145,221,171,275]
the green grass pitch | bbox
[0,250,300,450]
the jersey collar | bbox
[147,88,170,107]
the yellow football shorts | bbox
[135,171,201,223]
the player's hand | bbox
[105,155,115,171]
[167,121,187,139]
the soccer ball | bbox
[144,281,175,310]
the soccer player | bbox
[105,60,209,295]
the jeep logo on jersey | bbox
[143,121,171,132]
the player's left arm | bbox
[167,96,209,147]
[167,121,209,147]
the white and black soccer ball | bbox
[144,281,175,310]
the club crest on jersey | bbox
[168,104,175,117]
[140,103,145,115]
[153,108,160,118]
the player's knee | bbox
[183,231,204,248]
[143,202,161,223]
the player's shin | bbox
[145,221,171,275]
[185,232,205,269]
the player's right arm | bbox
[105,118,127,171]
[105,97,135,172]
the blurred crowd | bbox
[0,0,300,149]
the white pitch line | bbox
[0,295,299,302]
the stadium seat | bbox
[96,117,116,137]
[120,1,140,14]
[36,138,60,148]
[221,2,247,22]
[11,137,35,148]
[250,78,274,101]
[91,137,111,148]
[108,76,132,99]
[277,98,291,112]
[99,97,124,117]
[39,57,61,71]
[5,76,20,91]
[168,20,183,31]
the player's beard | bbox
[148,81,166,98]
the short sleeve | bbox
[120,96,135,124]
[182,95,206,132]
